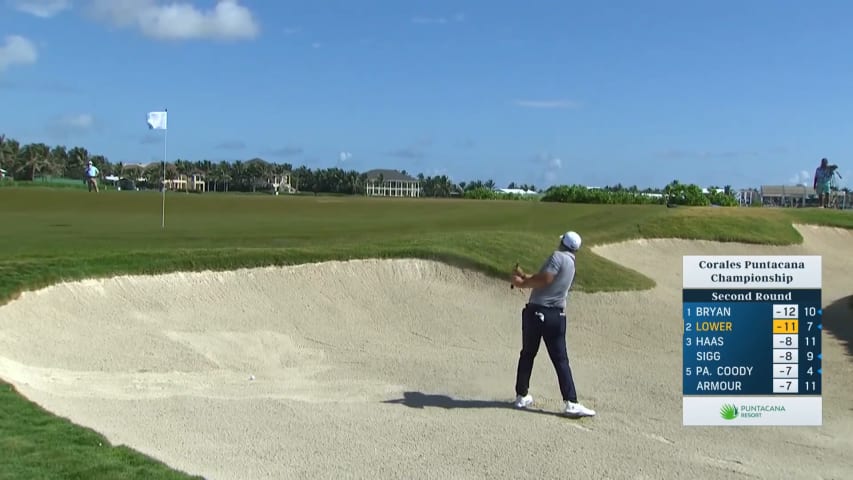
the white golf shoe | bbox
[514,394,534,409]
[564,401,596,418]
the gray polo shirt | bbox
[527,250,576,309]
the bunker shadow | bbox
[823,295,853,360]
[382,391,567,419]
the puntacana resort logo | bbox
[720,404,739,420]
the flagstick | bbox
[161,109,168,230]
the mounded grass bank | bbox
[0,382,203,480]
[0,187,851,479]
[0,236,658,307]
[637,205,853,244]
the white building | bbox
[364,169,421,197]
[494,188,538,195]
[270,174,294,195]
[759,185,814,207]
[736,188,760,206]
[163,173,207,192]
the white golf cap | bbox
[559,231,582,251]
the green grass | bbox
[0,186,851,479]
[0,383,202,480]
[638,205,853,244]
[0,177,91,190]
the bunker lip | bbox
[0,224,850,480]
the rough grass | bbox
[638,205,853,244]
[0,187,851,479]
[0,383,203,480]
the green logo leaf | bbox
[720,404,738,420]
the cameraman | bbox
[814,158,833,208]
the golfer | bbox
[85,160,99,193]
[510,230,596,418]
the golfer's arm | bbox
[520,272,553,288]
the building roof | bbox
[122,162,156,169]
[495,188,538,195]
[363,169,417,182]
[760,185,815,196]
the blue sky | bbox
[1,0,851,190]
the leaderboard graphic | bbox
[682,256,822,426]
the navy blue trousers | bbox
[514,304,578,403]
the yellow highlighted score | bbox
[773,319,798,334]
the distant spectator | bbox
[85,160,100,193]
[813,158,832,208]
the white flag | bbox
[147,111,167,130]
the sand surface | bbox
[1,224,851,479]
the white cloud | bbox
[533,153,562,185]
[548,157,562,169]
[0,35,38,72]
[339,151,352,163]
[9,0,71,17]
[60,113,94,128]
[789,170,811,186]
[514,99,579,109]
[46,113,96,138]
[87,0,260,41]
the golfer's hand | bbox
[511,274,525,288]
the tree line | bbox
[0,134,493,196]
[1,133,742,206]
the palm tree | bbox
[0,135,4,158]
[49,145,69,177]
[173,159,194,192]
[124,165,141,182]
[0,134,13,173]
[164,162,178,189]
[90,154,108,168]
[213,161,231,192]
[198,160,213,188]
[231,160,246,190]
[17,143,51,181]
[356,172,368,194]
[67,146,89,180]
[143,163,162,188]
[244,158,271,192]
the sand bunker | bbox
[1,224,851,479]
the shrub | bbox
[541,182,739,207]
[462,187,539,201]
[541,185,663,205]
[663,183,710,206]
